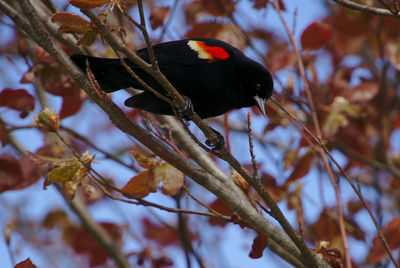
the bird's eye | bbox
[255,83,262,91]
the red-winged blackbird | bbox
[70,38,273,119]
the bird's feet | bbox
[205,127,225,151]
[176,95,194,120]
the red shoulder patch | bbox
[188,40,230,62]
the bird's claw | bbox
[177,95,194,120]
[205,128,225,151]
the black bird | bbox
[70,38,273,119]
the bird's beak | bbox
[254,96,266,115]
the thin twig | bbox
[247,112,259,180]
[272,2,351,267]
[269,98,400,268]
[331,0,400,17]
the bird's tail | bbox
[70,54,139,92]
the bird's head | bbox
[238,60,274,115]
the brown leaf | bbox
[51,12,92,34]
[368,216,400,264]
[69,0,110,9]
[301,22,333,50]
[249,233,267,259]
[149,6,170,30]
[201,0,235,16]
[0,155,42,193]
[286,150,314,183]
[0,88,35,118]
[121,170,153,198]
[77,29,97,46]
[14,258,37,268]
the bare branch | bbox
[331,0,400,17]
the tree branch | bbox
[331,0,400,17]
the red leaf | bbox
[142,218,180,246]
[0,155,42,193]
[368,217,400,264]
[14,258,37,268]
[59,86,85,119]
[208,198,233,226]
[38,66,76,97]
[286,150,314,183]
[301,22,333,50]
[249,233,267,259]
[269,50,295,74]
[0,119,8,146]
[0,88,35,117]
[72,222,121,267]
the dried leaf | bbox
[47,161,81,182]
[153,163,184,196]
[286,150,314,183]
[121,170,153,198]
[322,96,363,137]
[301,22,333,50]
[51,12,92,34]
